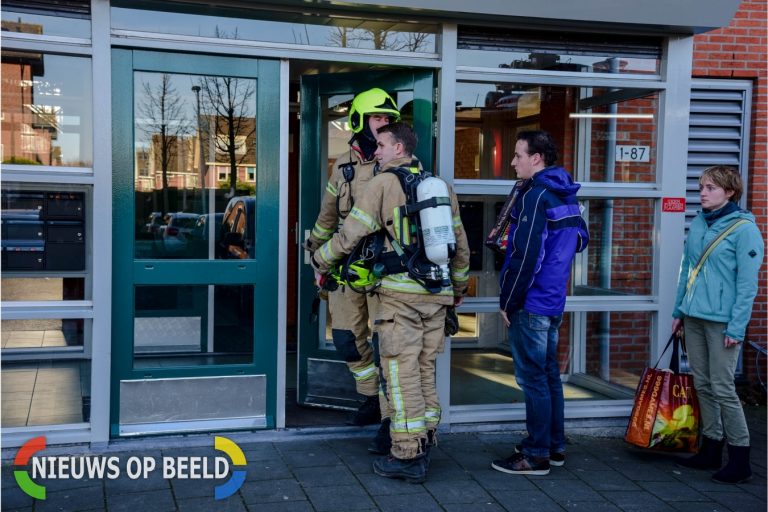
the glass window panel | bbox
[1,318,84,349]
[1,277,86,301]
[576,198,654,296]
[455,82,658,183]
[1,51,93,167]
[582,311,652,391]
[134,72,257,260]
[133,284,255,368]
[1,9,91,38]
[1,359,91,427]
[457,27,660,75]
[112,7,437,53]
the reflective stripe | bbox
[391,416,427,434]
[311,223,334,242]
[349,207,380,232]
[452,215,463,228]
[389,359,406,432]
[452,265,470,282]
[317,242,339,266]
[425,407,441,421]
[353,363,377,382]
[381,274,453,296]
[325,181,338,196]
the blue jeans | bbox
[508,310,565,459]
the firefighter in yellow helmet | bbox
[304,88,400,426]
[311,122,470,483]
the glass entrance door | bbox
[111,50,280,436]
[297,70,435,410]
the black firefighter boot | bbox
[677,436,725,470]
[347,395,381,426]
[372,440,429,484]
[712,445,753,484]
[368,418,392,455]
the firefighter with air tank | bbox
[304,88,401,427]
[311,121,470,483]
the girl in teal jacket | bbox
[672,166,764,485]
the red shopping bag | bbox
[624,334,700,453]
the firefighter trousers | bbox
[373,294,446,460]
[328,285,379,397]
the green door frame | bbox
[297,69,435,408]
[111,49,280,435]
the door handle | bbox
[303,229,311,264]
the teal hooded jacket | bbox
[673,208,764,341]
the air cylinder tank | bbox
[416,176,455,285]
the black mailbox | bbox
[3,241,45,270]
[46,192,85,220]
[45,221,85,270]
[1,219,45,241]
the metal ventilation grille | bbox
[686,79,752,229]
[2,0,90,18]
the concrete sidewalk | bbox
[2,406,765,511]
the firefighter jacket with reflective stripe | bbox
[306,145,377,251]
[313,157,471,305]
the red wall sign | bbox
[662,197,686,212]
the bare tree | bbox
[137,74,188,213]
[329,27,431,52]
[197,75,256,198]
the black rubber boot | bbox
[677,436,724,470]
[712,445,753,484]
[367,418,392,455]
[372,452,428,484]
[347,395,381,426]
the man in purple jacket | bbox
[492,130,589,476]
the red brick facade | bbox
[693,0,767,382]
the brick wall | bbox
[692,0,767,382]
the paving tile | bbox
[637,480,709,501]
[244,458,293,480]
[292,464,357,487]
[573,469,642,491]
[669,502,735,512]
[105,488,176,512]
[602,491,677,511]
[176,495,248,512]
[373,491,444,512]
[443,503,506,512]
[280,446,342,468]
[0,485,36,509]
[303,484,376,511]
[424,478,493,504]
[561,501,622,511]
[239,478,306,504]
[533,478,603,502]
[703,490,767,511]
[36,485,105,511]
[488,490,563,512]
[169,477,217,499]
[239,501,315,512]
[238,442,282,461]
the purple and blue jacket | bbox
[499,166,589,317]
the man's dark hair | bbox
[516,130,558,167]
[377,122,418,156]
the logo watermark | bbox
[13,435,247,501]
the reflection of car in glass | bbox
[218,196,255,259]
[143,212,163,236]
[161,212,199,254]
[188,213,223,258]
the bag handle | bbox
[686,218,749,292]
[654,333,686,373]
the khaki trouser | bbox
[328,285,379,397]
[374,294,446,459]
[684,315,750,446]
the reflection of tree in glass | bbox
[196,75,255,198]
[137,74,189,213]
[329,27,431,52]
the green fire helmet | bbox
[349,88,400,133]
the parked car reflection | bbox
[160,212,199,255]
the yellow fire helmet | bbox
[349,88,400,133]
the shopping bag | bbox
[484,182,523,254]
[624,334,700,453]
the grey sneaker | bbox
[515,444,565,467]
[491,452,550,475]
